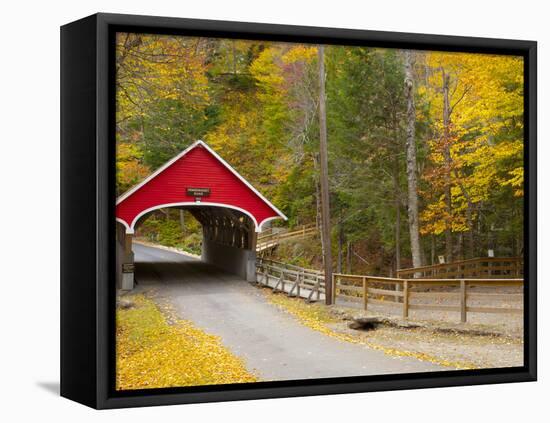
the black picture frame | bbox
[60,12,537,409]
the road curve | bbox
[132,243,444,382]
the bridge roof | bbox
[116,140,287,233]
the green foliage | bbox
[137,210,202,255]
[325,47,410,260]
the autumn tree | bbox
[419,52,524,260]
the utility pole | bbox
[318,45,333,305]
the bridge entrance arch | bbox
[115,140,287,289]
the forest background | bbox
[116,33,524,276]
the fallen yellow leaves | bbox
[265,291,477,370]
[116,295,257,390]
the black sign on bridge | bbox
[122,263,135,273]
[187,187,211,198]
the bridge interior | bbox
[116,204,259,290]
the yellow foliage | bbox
[420,51,524,236]
[116,33,210,125]
[116,143,151,194]
[116,295,257,390]
[503,166,524,197]
[250,47,286,93]
[282,45,317,64]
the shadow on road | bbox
[134,260,248,292]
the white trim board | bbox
[125,201,276,233]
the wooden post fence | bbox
[403,280,409,319]
[257,260,523,324]
[332,274,337,304]
[363,276,368,311]
[460,279,467,323]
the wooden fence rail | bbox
[256,258,325,302]
[333,273,524,323]
[255,259,524,324]
[256,224,318,252]
[397,257,523,279]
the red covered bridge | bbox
[115,140,287,289]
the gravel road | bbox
[132,243,445,381]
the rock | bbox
[348,316,385,331]
[117,299,135,309]
[357,316,385,323]
[394,320,421,329]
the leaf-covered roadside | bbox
[116,295,257,390]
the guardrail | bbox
[397,257,523,279]
[255,258,325,302]
[333,273,524,323]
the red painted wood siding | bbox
[116,144,279,230]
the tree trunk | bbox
[393,162,401,272]
[318,45,333,305]
[179,210,185,233]
[444,147,476,259]
[395,202,401,272]
[313,153,322,232]
[337,215,344,274]
[347,241,352,274]
[392,109,402,273]
[454,176,475,259]
[442,69,453,263]
[457,232,464,261]
[466,206,474,258]
[231,40,237,74]
[159,208,170,221]
[404,50,422,270]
